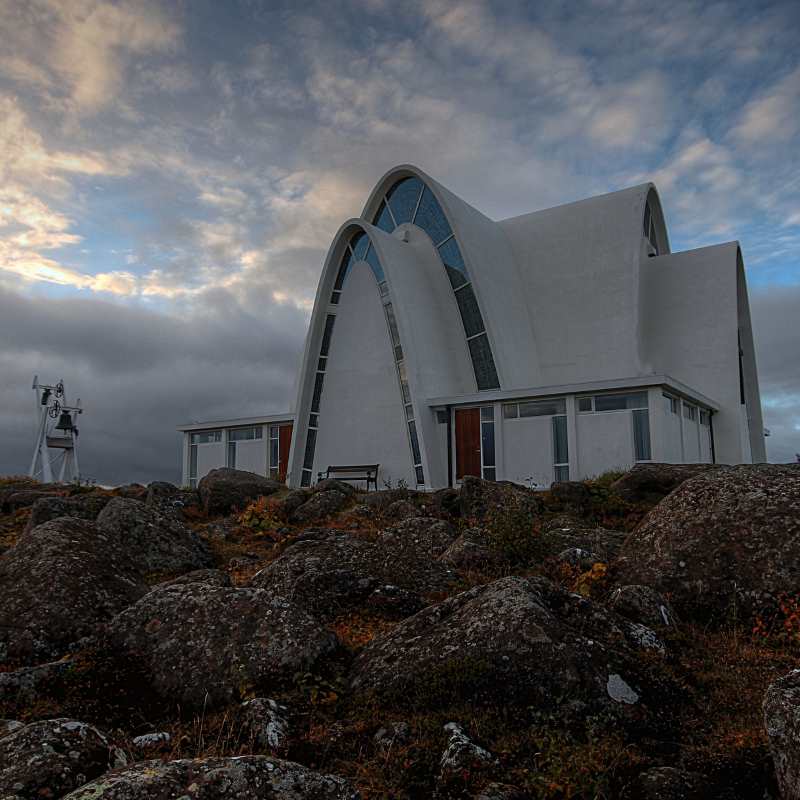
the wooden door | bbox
[278,423,293,482]
[455,408,481,480]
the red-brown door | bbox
[455,408,481,480]
[278,423,293,482]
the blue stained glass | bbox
[413,186,452,246]
[333,249,352,291]
[438,238,468,289]
[386,177,423,224]
[468,334,500,391]
[455,284,485,338]
[365,243,385,283]
[351,231,369,261]
[374,200,395,232]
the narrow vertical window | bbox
[553,415,569,481]
[480,407,495,480]
[633,409,651,461]
[227,440,236,469]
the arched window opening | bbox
[301,226,424,487]
[643,200,659,255]
[372,176,500,391]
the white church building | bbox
[179,165,765,490]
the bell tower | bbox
[29,376,83,484]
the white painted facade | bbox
[177,414,294,488]
[180,164,766,491]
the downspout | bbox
[447,407,453,488]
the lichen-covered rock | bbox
[438,722,497,787]
[62,756,359,799]
[145,481,201,515]
[557,546,603,571]
[0,718,124,799]
[366,584,425,618]
[0,518,146,664]
[197,467,282,516]
[361,488,419,512]
[250,530,457,620]
[241,697,290,753]
[429,487,461,518]
[611,462,720,504]
[609,585,679,629]
[379,516,458,557]
[351,576,662,716]
[459,476,541,519]
[104,581,337,708]
[549,480,591,511]
[546,526,627,563]
[131,731,171,750]
[475,783,527,800]
[0,659,73,702]
[24,492,112,532]
[0,719,23,736]
[314,478,357,496]
[281,488,313,517]
[290,489,350,524]
[615,464,800,622]
[113,483,148,500]
[96,497,212,576]
[620,766,718,799]
[440,527,507,572]
[159,568,232,588]
[384,499,423,520]
[764,668,800,800]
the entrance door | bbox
[278,423,293,482]
[455,408,481,480]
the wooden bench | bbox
[317,464,379,491]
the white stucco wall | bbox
[234,437,266,475]
[575,412,635,478]
[196,443,224,482]
[313,261,415,488]
[662,405,683,462]
[501,416,554,488]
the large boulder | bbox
[104,581,338,708]
[545,525,627,563]
[459,476,541,519]
[350,576,665,717]
[290,489,350,524]
[614,465,800,623]
[0,718,124,800]
[620,767,719,799]
[62,756,359,799]
[250,529,457,620]
[198,468,282,515]
[610,462,721,504]
[24,492,112,532]
[96,497,212,576]
[440,526,508,572]
[0,518,146,665]
[764,668,800,800]
[609,585,679,630]
[379,516,458,557]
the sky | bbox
[0,0,798,485]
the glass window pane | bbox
[227,441,236,468]
[481,421,495,466]
[189,444,197,478]
[554,465,570,482]
[594,392,648,412]
[365,244,385,283]
[405,403,415,420]
[270,424,280,438]
[408,420,421,465]
[320,314,336,357]
[330,290,341,305]
[414,186,452,245]
[333,250,351,291]
[270,438,279,468]
[311,371,325,412]
[482,467,496,481]
[386,177,423,224]
[633,408,651,460]
[415,465,425,485]
[303,428,317,470]
[384,302,400,349]
[700,410,710,425]
[379,281,389,297]
[301,468,312,487]
[318,356,327,372]
[309,413,318,428]
[578,397,593,412]
[503,403,518,419]
[552,415,568,465]
[455,284,485,338]
[480,407,494,421]
[438,238,468,290]
[350,231,369,261]
[374,200,395,232]
[519,398,566,417]
[468,334,500,391]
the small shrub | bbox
[237,496,284,534]
[483,491,552,565]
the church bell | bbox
[55,411,73,432]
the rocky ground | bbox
[0,463,799,799]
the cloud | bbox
[733,66,800,144]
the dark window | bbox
[408,420,421,464]
[519,398,567,417]
[385,303,403,361]
[438,238,468,290]
[309,413,318,428]
[468,334,500,390]
[311,371,324,412]
[330,290,341,305]
[350,231,369,261]
[481,417,495,467]
[415,465,425,485]
[333,249,351,291]
[414,186,452,245]
[301,468,312,487]
[578,397,593,412]
[554,465,569,482]
[455,284,485,338]
[482,467,496,481]
[374,200,394,232]
[633,409,651,460]
[270,438,279,470]
[594,392,648,412]
[503,403,518,419]
[386,177,423,224]
[302,428,317,470]
[320,314,335,357]
[552,415,568,465]
[643,202,652,238]
[317,356,327,372]
[227,441,236,469]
